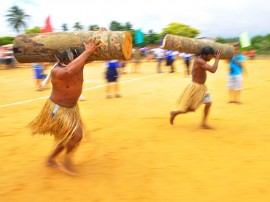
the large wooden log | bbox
[161,34,234,59]
[13,31,132,63]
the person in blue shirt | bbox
[105,60,122,98]
[166,50,177,73]
[228,43,247,104]
[32,62,48,91]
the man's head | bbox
[201,46,215,61]
[54,48,82,67]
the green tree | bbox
[161,22,199,38]
[109,21,123,31]
[73,22,83,31]
[88,24,99,31]
[61,23,68,32]
[145,30,160,45]
[109,21,133,31]
[5,6,30,34]
[25,27,41,34]
[0,36,15,46]
[124,22,132,30]
[216,37,238,44]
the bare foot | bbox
[46,158,60,169]
[201,124,214,129]
[235,101,242,104]
[58,162,78,176]
[170,111,176,125]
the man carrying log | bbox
[170,47,223,129]
[28,31,105,175]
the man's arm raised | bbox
[201,50,223,73]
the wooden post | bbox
[161,34,234,59]
[13,31,133,63]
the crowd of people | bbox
[0,45,16,68]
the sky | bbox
[1,0,270,38]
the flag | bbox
[135,29,144,44]
[41,16,53,33]
[239,32,251,48]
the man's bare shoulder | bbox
[194,57,206,68]
[51,66,67,79]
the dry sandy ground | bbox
[0,59,270,202]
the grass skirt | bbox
[28,99,84,146]
[176,82,207,112]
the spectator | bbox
[32,63,48,91]
[105,60,121,98]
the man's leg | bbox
[201,102,212,129]
[170,111,182,125]
[114,81,121,97]
[106,82,112,98]
[170,108,195,125]
[235,90,242,104]
[46,143,65,168]
[62,127,83,173]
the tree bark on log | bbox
[161,34,234,59]
[13,31,133,63]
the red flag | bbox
[41,16,53,33]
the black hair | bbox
[54,48,82,66]
[201,46,215,56]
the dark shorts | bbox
[36,74,47,79]
[106,69,118,82]
[166,59,174,66]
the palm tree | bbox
[5,6,30,34]
[61,23,68,32]
[73,22,83,31]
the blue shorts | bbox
[106,69,118,82]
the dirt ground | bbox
[0,59,270,202]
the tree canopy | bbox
[161,23,200,38]
[5,6,30,34]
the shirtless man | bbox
[28,32,105,175]
[170,47,223,129]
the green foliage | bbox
[145,30,160,45]
[73,22,83,31]
[218,34,270,54]
[62,23,68,32]
[25,27,41,34]
[161,23,200,38]
[108,21,162,46]
[88,25,99,31]
[0,36,15,46]
[109,21,133,31]
[216,37,238,44]
[5,6,30,33]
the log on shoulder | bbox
[161,34,234,60]
[13,31,133,63]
